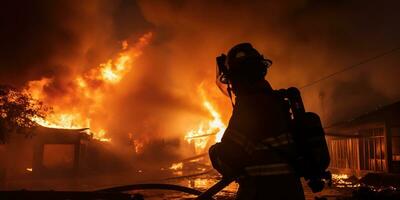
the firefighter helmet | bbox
[216,43,272,96]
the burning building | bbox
[1,1,400,199]
[0,125,137,191]
[326,101,400,176]
[1,126,132,178]
[0,126,90,178]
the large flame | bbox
[185,89,226,154]
[27,32,153,142]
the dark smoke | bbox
[0,0,150,86]
[1,0,400,146]
[133,0,400,126]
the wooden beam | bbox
[384,121,393,173]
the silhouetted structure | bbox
[325,101,400,176]
[32,127,90,176]
[0,126,90,178]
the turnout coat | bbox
[209,81,305,200]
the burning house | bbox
[30,127,90,176]
[1,126,92,179]
[0,125,132,185]
[1,1,400,199]
[0,127,88,182]
[325,101,400,176]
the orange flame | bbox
[133,139,145,154]
[128,133,146,154]
[185,88,226,154]
[27,32,153,142]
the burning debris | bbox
[26,32,153,142]
[1,1,400,199]
[129,133,146,154]
[169,162,183,171]
[184,88,226,154]
[332,174,361,188]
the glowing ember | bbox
[332,173,360,188]
[96,129,111,142]
[133,139,144,154]
[26,32,152,142]
[128,133,146,154]
[169,162,183,170]
[191,178,215,189]
[169,162,184,176]
[26,168,33,172]
[332,173,349,180]
[188,178,238,193]
[185,90,226,154]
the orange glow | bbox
[332,173,349,180]
[27,33,153,142]
[128,133,146,154]
[188,178,238,192]
[122,40,128,50]
[185,88,226,153]
[31,113,89,129]
[191,178,215,189]
[133,139,144,154]
[169,162,183,170]
[96,129,111,142]
[25,78,52,100]
[332,173,360,188]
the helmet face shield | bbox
[215,54,230,96]
[216,77,230,97]
[261,57,272,69]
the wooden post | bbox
[385,121,393,173]
[73,143,80,174]
[33,142,44,175]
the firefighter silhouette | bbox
[209,43,306,199]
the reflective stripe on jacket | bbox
[222,128,297,176]
[245,163,294,176]
[224,128,294,155]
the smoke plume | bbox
[1,0,400,147]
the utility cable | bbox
[300,46,400,89]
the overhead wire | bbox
[182,46,400,138]
[298,45,400,129]
[299,46,400,90]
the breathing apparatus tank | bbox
[277,87,331,193]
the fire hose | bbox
[195,177,235,200]
[97,183,203,196]
[0,184,211,200]
[95,154,230,200]
[96,181,231,200]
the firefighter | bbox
[210,43,306,199]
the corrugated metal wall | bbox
[327,127,386,172]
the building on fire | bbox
[325,101,400,176]
[0,126,90,179]
[0,126,123,182]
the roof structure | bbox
[32,126,91,143]
[325,101,400,136]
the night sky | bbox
[1,0,400,139]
